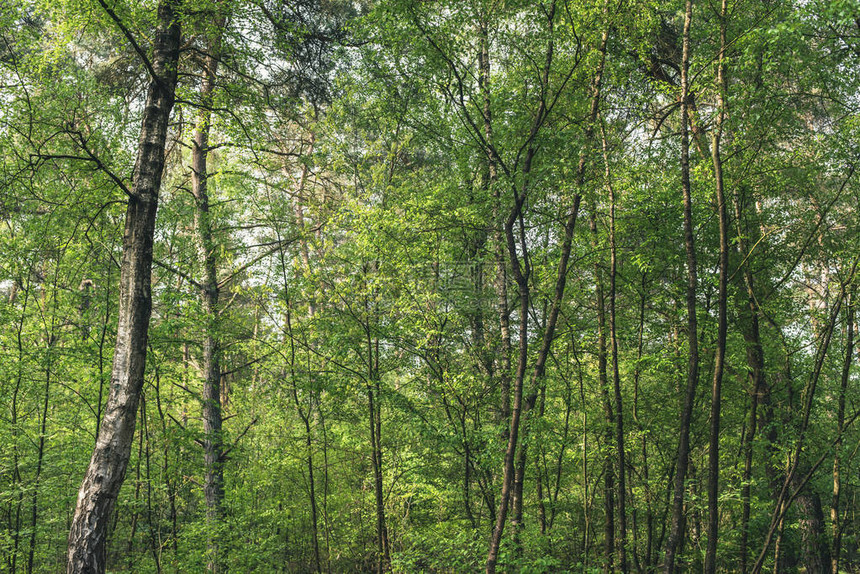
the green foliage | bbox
[1,0,860,572]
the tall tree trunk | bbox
[485,4,561,570]
[735,214,766,574]
[485,265,527,574]
[704,1,729,570]
[478,17,512,425]
[191,9,227,571]
[664,1,699,571]
[286,130,325,572]
[484,6,618,569]
[10,277,31,574]
[632,275,653,571]
[505,9,611,563]
[592,210,616,574]
[832,292,855,573]
[602,118,629,574]
[28,330,55,573]
[281,250,323,574]
[572,341,593,569]
[66,2,181,571]
[367,328,390,573]
[140,397,162,573]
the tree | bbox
[66,1,181,570]
[0,0,858,572]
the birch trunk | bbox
[67,2,181,571]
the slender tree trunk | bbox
[733,185,766,574]
[287,131,326,572]
[298,400,322,574]
[602,118,629,574]
[478,18,512,425]
[511,418,527,554]
[10,278,30,574]
[535,389,548,535]
[572,341,592,568]
[280,245,323,574]
[125,424,143,569]
[485,189,531,574]
[151,359,179,557]
[28,333,54,573]
[832,292,854,573]
[664,1,699,571]
[505,10,611,564]
[95,264,112,443]
[66,2,181,571]
[591,209,616,574]
[486,5,563,570]
[536,459,547,536]
[191,9,227,571]
[367,329,390,573]
[632,275,653,571]
[549,366,574,532]
[461,411,478,529]
[772,503,786,574]
[141,397,162,573]
[320,409,332,574]
[705,2,729,570]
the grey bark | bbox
[66,2,181,572]
[191,10,227,572]
[478,19,512,424]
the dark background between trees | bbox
[1,0,860,572]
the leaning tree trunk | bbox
[67,2,181,572]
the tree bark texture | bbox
[191,9,227,572]
[795,472,831,572]
[66,2,181,572]
[591,209,616,574]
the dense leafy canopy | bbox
[1,0,860,572]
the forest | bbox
[1,0,859,572]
